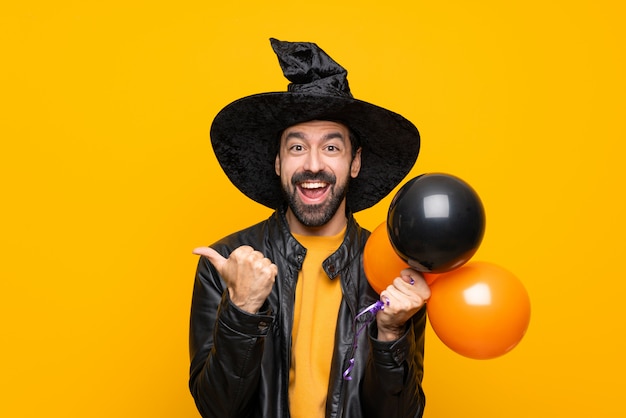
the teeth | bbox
[300,182,327,189]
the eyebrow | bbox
[283,131,347,142]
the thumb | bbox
[193,246,227,272]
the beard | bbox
[282,171,349,228]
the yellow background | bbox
[1,1,624,417]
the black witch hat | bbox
[210,38,420,212]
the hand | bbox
[193,245,278,314]
[376,269,431,341]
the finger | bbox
[400,268,424,282]
[406,276,431,301]
[269,262,278,278]
[400,269,431,292]
[257,252,279,277]
[192,246,227,272]
[252,255,277,275]
[400,274,416,286]
[380,287,401,310]
[389,277,431,307]
[392,275,419,294]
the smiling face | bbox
[275,120,362,236]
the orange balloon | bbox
[422,272,439,285]
[364,222,410,294]
[427,261,531,359]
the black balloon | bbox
[387,173,485,273]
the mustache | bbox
[291,171,336,186]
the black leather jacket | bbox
[189,207,426,418]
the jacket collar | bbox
[272,205,365,281]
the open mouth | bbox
[297,181,331,203]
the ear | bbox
[350,147,362,178]
[274,153,281,176]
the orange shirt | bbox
[289,228,345,418]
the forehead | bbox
[280,120,350,140]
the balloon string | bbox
[343,300,385,380]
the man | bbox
[189,38,430,418]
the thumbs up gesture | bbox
[193,246,278,314]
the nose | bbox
[303,149,324,172]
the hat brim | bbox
[210,92,420,212]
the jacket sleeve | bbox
[362,305,427,418]
[189,254,274,418]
